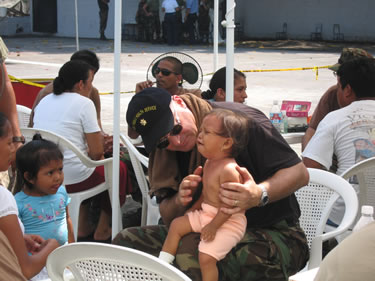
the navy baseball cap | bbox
[126,88,174,153]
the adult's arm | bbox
[90,87,103,131]
[66,207,75,243]
[85,131,104,160]
[0,62,22,139]
[219,163,309,214]
[143,3,151,16]
[0,215,59,279]
[302,85,339,150]
[302,157,325,169]
[301,127,315,151]
[28,83,53,127]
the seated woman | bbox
[201,67,247,103]
[33,60,131,242]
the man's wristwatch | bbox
[12,136,25,144]
[258,184,269,207]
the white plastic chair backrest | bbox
[16,104,31,128]
[21,128,112,171]
[340,157,375,223]
[120,133,150,225]
[295,168,358,269]
[46,242,192,281]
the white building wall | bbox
[32,0,139,39]
[26,0,375,41]
[239,0,375,41]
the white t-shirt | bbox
[303,100,375,224]
[162,0,178,13]
[34,92,101,184]
[0,186,24,233]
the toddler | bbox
[159,108,250,281]
[15,134,74,245]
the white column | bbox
[74,0,79,51]
[112,0,122,238]
[213,0,219,72]
[225,0,235,102]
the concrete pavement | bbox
[3,35,361,134]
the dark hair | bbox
[201,67,246,100]
[0,112,10,137]
[15,133,63,192]
[337,57,375,98]
[159,56,183,74]
[53,60,95,95]
[70,50,100,73]
[204,108,249,158]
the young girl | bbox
[0,112,59,280]
[159,109,250,281]
[15,134,74,246]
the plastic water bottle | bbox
[269,100,282,132]
[353,205,374,232]
[281,110,288,134]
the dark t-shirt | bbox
[210,101,302,227]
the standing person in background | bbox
[97,0,110,40]
[136,0,148,42]
[144,0,161,43]
[198,0,210,44]
[162,0,180,46]
[185,0,198,44]
[201,67,247,103]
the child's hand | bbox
[24,234,44,254]
[177,166,202,207]
[201,224,217,242]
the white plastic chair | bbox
[46,242,192,281]
[324,157,375,242]
[341,157,375,222]
[21,128,122,241]
[294,168,358,270]
[16,104,31,128]
[120,133,161,226]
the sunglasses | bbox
[154,67,179,77]
[157,103,183,149]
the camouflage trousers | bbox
[112,220,309,281]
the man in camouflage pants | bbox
[143,0,161,42]
[114,88,309,280]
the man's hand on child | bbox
[220,166,257,214]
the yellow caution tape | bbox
[9,75,49,88]
[9,64,333,96]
